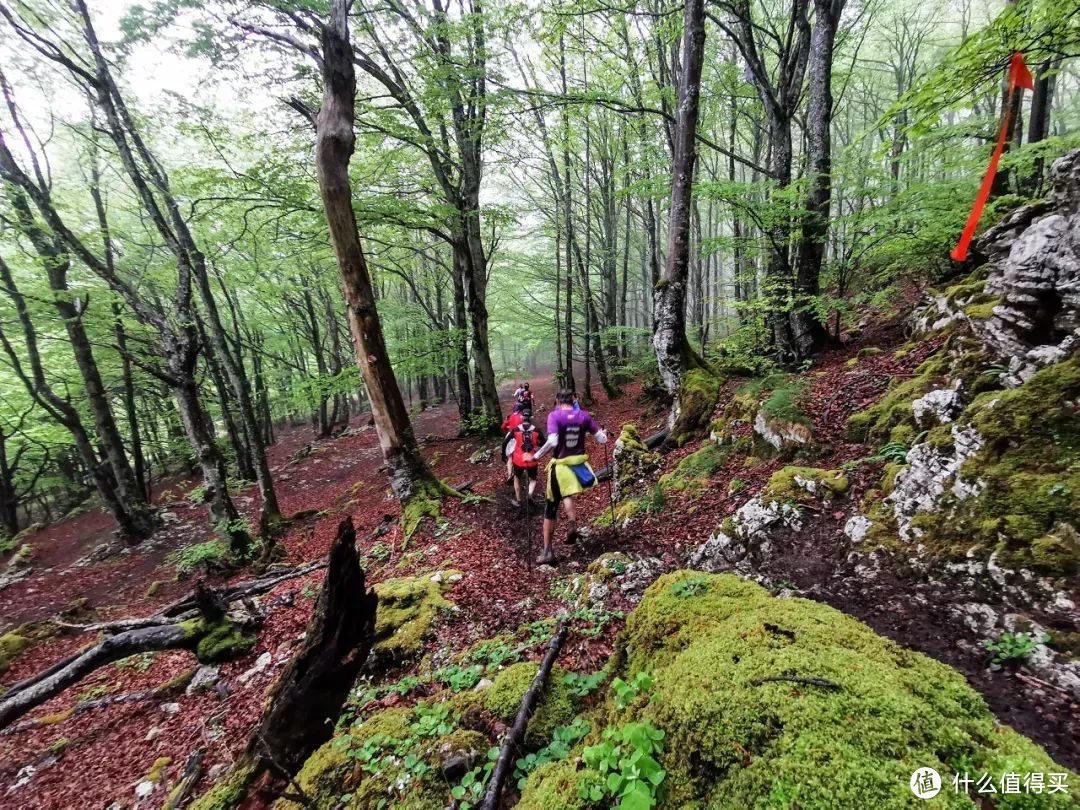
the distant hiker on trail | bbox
[501,407,526,485]
[572,392,581,412]
[516,382,534,410]
[504,410,544,508]
[531,389,607,565]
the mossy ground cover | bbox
[658,442,732,496]
[761,466,849,505]
[277,658,579,808]
[517,572,1077,809]
[370,570,460,661]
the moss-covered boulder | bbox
[762,466,849,505]
[904,356,1080,577]
[371,570,459,662]
[518,572,1077,809]
[482,661,576,745]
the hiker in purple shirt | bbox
[531,390,607,564]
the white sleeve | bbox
[532,433,558,460]
[505,436,517,455]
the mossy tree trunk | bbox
[652,0,720,446]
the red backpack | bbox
[512,425,540,468]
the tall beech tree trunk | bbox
[451,262,473,425]
[314,0,446,525]
[0,158,156,539]
[723,0,810,365]
[0,253,138,539]
[792,0,845,359]
[652,0,718,444]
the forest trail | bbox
[3,307,1078,807]
[0,374,667,806]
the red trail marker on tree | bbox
[951,52,1034,262]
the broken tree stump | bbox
[192,516,378,808]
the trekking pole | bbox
[525,477,534,569]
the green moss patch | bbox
[372,571,458,661]
[194,621,256,664]
[0,620,59,677]
[759,377,810,427]
[762,467,849,505]
[482,661,576,746]
[910,357,1080,576]
[614,423,662,499]
[658,442,731,496]
[519,572,1077,808]
[0,632,32,678]
[282,700,491,810]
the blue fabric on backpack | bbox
[570,464,595,488]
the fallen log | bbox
[53,559,331,638]
[190,516,378,809]
[0,585,257,729]
[482,620,569,810]
[593,428,669,482]
[0,623,196,728]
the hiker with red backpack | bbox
[530,389,607,565]
[502,409,545,508]
[500,406,526,486]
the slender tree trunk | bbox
[0,256,140,539]
[652,0,706,392]
[172,368,249,553]
[314,0,442,510]
[199,316,253,482]
[113,303,149,500]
